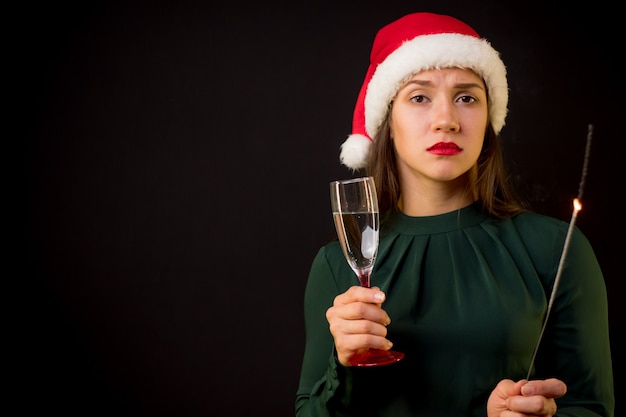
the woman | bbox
[295,12,614,417]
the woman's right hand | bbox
[325,285,394,366]
[487,378,567,417]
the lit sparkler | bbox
[525,124,593,380]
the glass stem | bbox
[358,271,371,288]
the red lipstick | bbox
[427,142,462,155]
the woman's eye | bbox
[457,95,476,103]
[410,95,428,103]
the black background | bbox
[19,1,623,416]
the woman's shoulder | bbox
[509,210,569,231]
[501,209,594,259]
[496,210,571,244]
[313,240,348,268]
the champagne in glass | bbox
[330,176,404,367]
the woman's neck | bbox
[398,177,476,216]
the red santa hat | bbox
[340,12,508,170]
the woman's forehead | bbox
[405,67,484,83]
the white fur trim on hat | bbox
[365,33,508,139]
[340,134,371,170]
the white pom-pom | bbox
[339,134,372,170]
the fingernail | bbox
[373,291,385,302]
[521,384,533,396]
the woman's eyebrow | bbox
[402,80,485,90]
[403,79,432,87]
[455,82,485,90]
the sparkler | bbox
[525,124,593,381]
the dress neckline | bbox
[386,202,488,236]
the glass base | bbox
[348,349,404,367]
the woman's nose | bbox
[431,100,460,132]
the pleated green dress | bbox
[296,203,614,417]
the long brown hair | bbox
[365,113,528,224]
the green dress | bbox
[295,203,614,417]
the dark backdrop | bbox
[19,1,623,416]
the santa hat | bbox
[340,12,508,170]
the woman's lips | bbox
[427,142,462,155]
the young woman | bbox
[295,12,614,417]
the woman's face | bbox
[390,67,488,187]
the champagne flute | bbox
[330,176,404,367]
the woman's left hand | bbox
[487,378,567,417]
